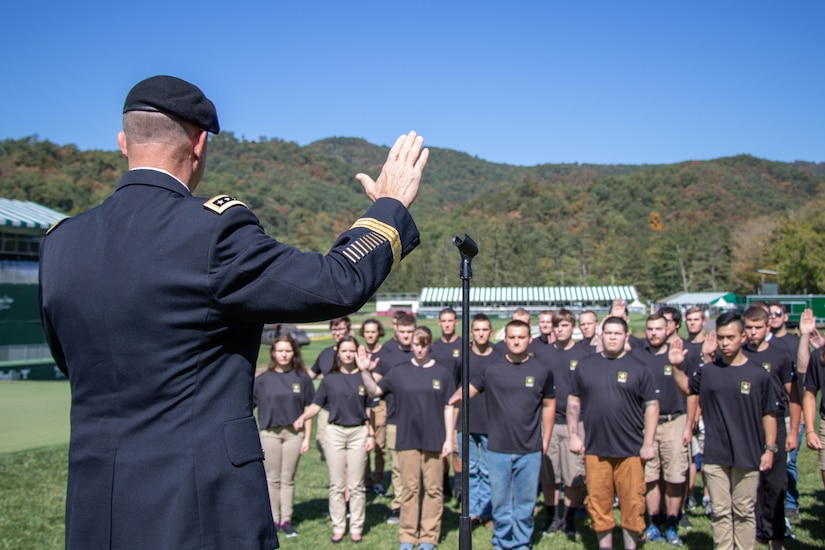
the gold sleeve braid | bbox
[347,218,402,269]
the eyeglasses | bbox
[771,311,784,318]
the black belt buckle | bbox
[659,412,682,423]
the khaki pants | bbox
[325,424,368,536]
[387,423,403,510]
[260,427,304,524]
[397,449,444,545]
[703,464,760,550]
[366,399,387,486]
[315,408,329,455]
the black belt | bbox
[659,412,683,423]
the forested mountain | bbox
[2,135,824,299]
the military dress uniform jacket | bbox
[38,169,419,550]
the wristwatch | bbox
[764,444,779,453]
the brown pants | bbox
[397,449,444,545]
[584,455,646,534]
[325,424,368,536]
[260,427,304,524]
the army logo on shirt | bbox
[741,381,751,395]
[569,360,578,371]
[452,349,460,358]
[618,371,628,383]
[762,363,772,373]
[358,385,366,396]
[432,379,442,390]
[664,365,673,376]
[292,383,301,393]
[525,376,535,388]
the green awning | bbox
[0,199,66,230]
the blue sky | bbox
[2,1,823,166]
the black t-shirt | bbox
[542,342,594,424]
[804,346,825,417]
[683,338,705,377]
[689,358,777,470]
[311,346,336,377]
[528,334,553,358]
[378,360,456,452]
[432,336,462,384]
[570,352,657,458]
[253,368,315,429]
[313,370,371,427]
[773,332,801,365]
[374,344,413,423]
[743,343,794,416]
[471,354,555,454]
[455,349,496,435]
[632,346,685,416]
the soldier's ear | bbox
[117,131,128,157]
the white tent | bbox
[628,299,647,313]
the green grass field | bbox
[3,315,825,549]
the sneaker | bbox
[679,514,693,531]
[613,495,619,508]
[685,495,697,512]
[542,517,564,536]
[280,521,298,538]
[644,524,663,542]
[386,508,401,524]
[703,497,713,516]
[665,526,684,547]
[785,507,799,521]
[785,517,797,540]
[373,483,386,495]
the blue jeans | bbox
[488,450,541,550]
[786,421,802,510]
[458,432,492,519]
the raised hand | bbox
[355,132,430,208]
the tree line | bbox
[1,135,824,300]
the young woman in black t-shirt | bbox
[295,336,374,543]
[253,335,315,538]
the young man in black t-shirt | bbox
[742,306,799,547]
[360,318,387,494]
[373,313,416,522]
[577,310,599,348]
[767,301,804,521]
[568,316,658,550]
[450,320,555,550]
[456,313,496,523]
[430,306,462,503]
[671,312,778,550]
[802,315,825,489]
[538,308,593,538]
[632,313,695,547]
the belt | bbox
[659,412,683,423]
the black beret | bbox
[123,75,220,134]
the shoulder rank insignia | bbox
[348,217,402,268]
[45,218,69,235]
[203,195,248,214]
